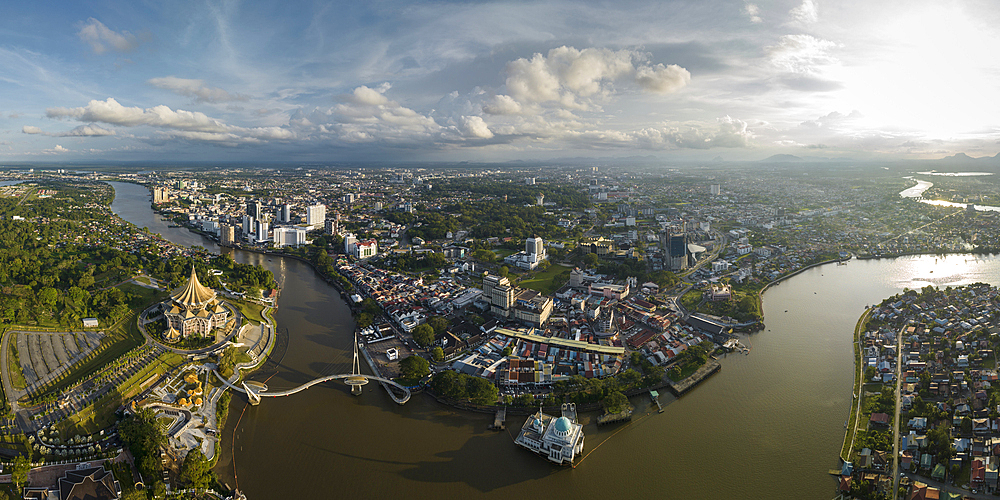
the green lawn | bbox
[231,300,266,325]
[680,290,702,310]
[6,330,26,391]
[518,265,571,295]
[494,248,517,259]
[667,361,702,382]
[116,282,168,304]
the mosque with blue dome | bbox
[514,403,585,464]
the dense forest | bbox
[0,182,275,327]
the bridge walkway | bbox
[213,369,411,404]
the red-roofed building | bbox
[869,413,890,428]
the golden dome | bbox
[171,267,216,307]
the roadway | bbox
[892,323,904,497]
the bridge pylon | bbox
[243,381,261,406]
[346,331,369,396]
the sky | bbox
[2,0,1000,163]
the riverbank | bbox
[667,359,722,396]
[841,307,872,460]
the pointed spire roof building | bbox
[171,267,216,308]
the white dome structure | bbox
[514,403,585,465]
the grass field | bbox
[117,281,168,304]
[231,300,266,325]
[6,330,25,391]
[668,361,702,382]
[494,248,517,259]
[517,264,571,295]
[680,290,703,310]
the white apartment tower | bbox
[306,204,326,226]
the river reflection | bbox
[106,180,1000,499]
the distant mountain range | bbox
[935,152,1000,164]
[756,154,858,163]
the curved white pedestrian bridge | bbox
[213,370,411,404]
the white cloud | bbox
[632,116,753,150]
[767,34,839,74]
[800,110,863,129]
[23,124,116,137]
[744,3,763,23]
[347,85,391,106]
[483,95,523,115]
[147,76,247,103]
[77,18,139,54]
[291,85,443,144]
[48,98,229,133]
[790,0,819,24]
[458,116,493,139]
[503,46,690,107]
[47,98,293,145]
[635,64,691,93]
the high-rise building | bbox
[536,193,544,206]
[220,224,236,246]
[153,187,170,204]
[281,204,291,223]
[710,184,721,196]
[255,220,269,242]
[483,274,514,313]
[247,201,261,220]
[526,235,544,261]
[525,177,536,185]
[342,193,356,204]
[324,218,339,235]
[343,233,357,254]
[306,204,326,226]
[667,231,688,271]
[242,216,254,237]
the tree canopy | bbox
[118,408,166,482]
[412,323,435,348]
[399,355,430,381]
[178,449,214,490]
